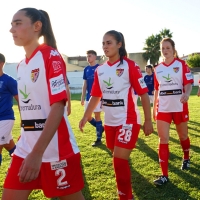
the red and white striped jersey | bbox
[15,44,79,162]
[91,57,148,126]
[154,58,193,112]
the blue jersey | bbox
[83,64,99,101]
[0,73,18,120]
[144,73,154,95]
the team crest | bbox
[173,67,179,73]
[116,69,124,77]
[31,68,39,83]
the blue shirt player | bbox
[81,50,104,146]
[144,64,154,104]
[0,53,19,165]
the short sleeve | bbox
[45,51,67,105]
[182,62,194,86]
[128,61,148,95]
[91,70,102,97]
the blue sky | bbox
[0,0,200,62]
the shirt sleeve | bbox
[91,70,102,97]
[45,50,67,105]
[182,61,194,86]
[154,72,159,90]
[129,61,148,95]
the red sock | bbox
[113,157,132,200]
[158,144,169,177]
[180,137,190,160]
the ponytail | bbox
[19,8,57,49]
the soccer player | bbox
[0,53,18,166]
[79,30,153,200]
[2,8,85,200]
[144,64,154,104]
[81,50,104,146]
[153,38,193,186]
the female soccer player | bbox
[153,38,193,186]
[79,30,153,200]
[2,8,85,200]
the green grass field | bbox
[0,87,200,200]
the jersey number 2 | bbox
[55,169,68,186]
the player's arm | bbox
[66,83,71,116]
[81,80,87,105]
[19,100,65,183]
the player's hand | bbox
[79,117,88,132]
[180,94,189,103]
[81,100,84,106]
[143,120,153,136]
[18,152,42,183]
[67,106,71,116]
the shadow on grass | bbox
[80,160,93,200]
[93,143,113,157]
[129,159,196,200]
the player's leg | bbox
[4,139,16,156]
[175,118,190,170]
[59,191,85,200]
[112,124,140,200]
[2,189,32,200]
[154,113,171,186]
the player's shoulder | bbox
[123,57,138,67]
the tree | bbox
[142,28,173,66]
[186,53,200,68]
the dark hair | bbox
[160,38,179,58]
[145,64,153,72]
[104,30,127,67]
[86,50,97,56]
[0,53,5,63]
[19,8,57,49]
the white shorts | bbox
[149,95,154,104]
[0,120,14,145]
[85,101,102,112]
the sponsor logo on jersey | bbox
[173,67,179,73]
[103,77,113,89]
[116,68,124,77]
[102,99,124,107]
[185,73,193,80]
[51,159,67,170]
[31,68,39,83]
[19,85,31,103]
[103,90,120,94]
[49,50,60,58]
[157,71,163,74]
[159,89,182,96]
[50,74,65,95]
[52,61,62,73]
[138,77,146,89]
[22,119,46,131]
[162,74,172,82]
